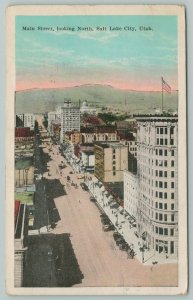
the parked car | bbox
[115,237,125,245]
[80,183,88,191]
[102,224,115,232]
[101,218,111,225]
[90,196,96,202]
[119,242,129,251]
[113,232,122,241]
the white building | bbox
[80,150,95,173]
[60,99,80,143]
[124,170,138,219]
[48,109,61,135]
[16,113,35,129]
[80,100,96,115]
[124,115,178,258]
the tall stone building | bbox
[124,115,178,258]
[60,99,80,143]
[94,142,128,182]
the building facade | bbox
[94,142,128,183]
[126,115,178,258]
[60,99,80,143]
[16,114,35,129]
[124,170,138,219]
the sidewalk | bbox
[85,175,177,266]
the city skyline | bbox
[16,15,178,91]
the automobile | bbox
[115,237,125,245]
[102,224,115,232]
[77,174,84,179]
[101,218,111,225]
[80,183,88,191]
[119,243,129,251]
[113,232,122,241]
[90,196,96,202]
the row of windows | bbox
[155,191,175,199]
[155,181,175,188]
[155,160,175,167]
[155,226,174,236]
[155,212,175,222]
[155,170,175,178]
[155,202,175,210]
[155,149,175,156]
[156,138,174,146]
[156,127,174,135]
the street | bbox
[25,116,178,287]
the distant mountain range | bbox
[15,84,178,114]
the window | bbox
[160,128,163,134]
[171,160,174,167]
[159,227,163,234]
[157,128,159,134]
[156,212,158,220]
[171,182,175,188]
[156,191,158,197]
[159,149,163,156]
[113,155,116,159]
[156,181,158,187]
[165,128,168,134]
[170,229,174,236]
[165,150,167,156]
[164,161,167,167]
[159,203,163,209]
[164,214,167,221]
[170,127,174,134]
[164,182,167,188]
[165,139,168,145]
[113,166,116,171]
[159,214,163,221]
[160,138,163,145]
[156,160,158,166]
[156,170,158,176]
[171,214,175,222]
[157,138,159,145]
[171,150,174,156]
[170,241,174,254]
[113,160,116,165]
[171,204,174,210]
[159,181,163,188]
[164,171,167,177]
[113,149,115,154]
[156,202,158,208]
[164,203,167,210]
[171,171,174,178]
[170,139,174,145]
[164,228,168,235]
[164,193,167,199]
[171,193,174,200]
[159,171,163,177]
[113,171,116,176]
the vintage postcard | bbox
[6,5,187,295]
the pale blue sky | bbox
[16,15,178,90]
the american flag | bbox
[162,77,171,93]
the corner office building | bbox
[124,115,178,258]
[94,142,128,183]
[60,99,80,143]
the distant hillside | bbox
[15,84,178,114]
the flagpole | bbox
[161,77,163,114]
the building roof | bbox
[134,114,178,122]
[94,141,127,149]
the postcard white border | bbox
[6,4,187,295]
